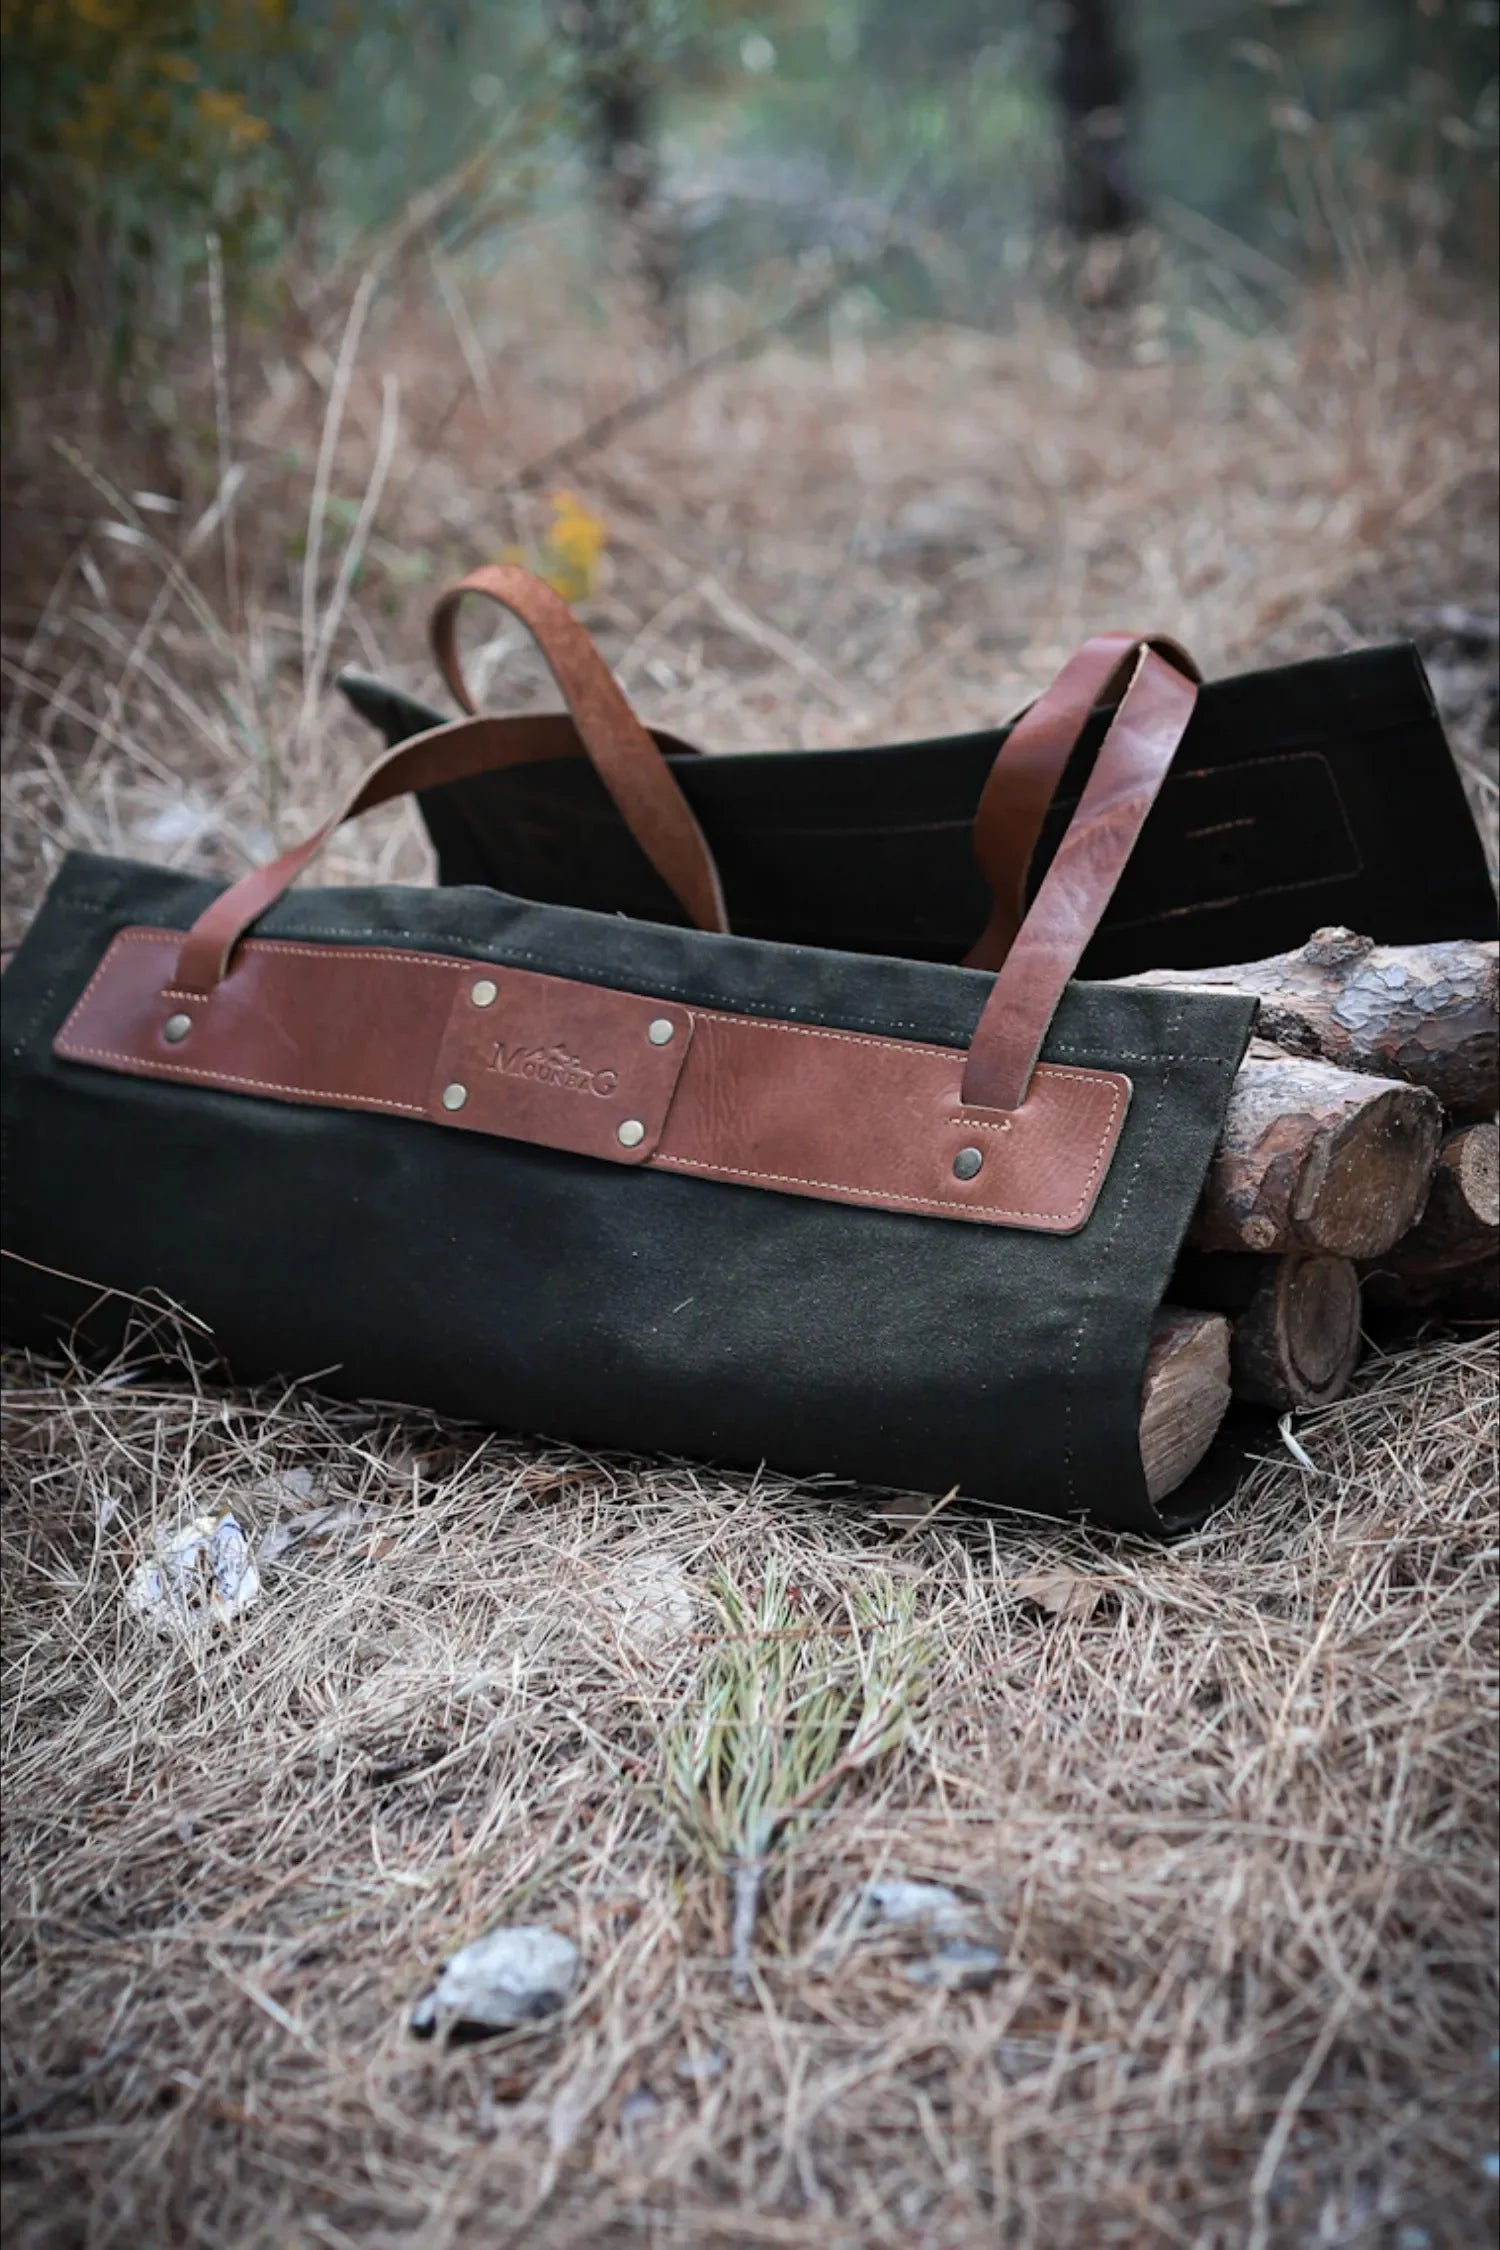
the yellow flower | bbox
[194,85,268,143]
[541,489,608,601]
[498,495,609,604]
[154,51,197,83]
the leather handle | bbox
[428,564,726,936]
[171,707,720,995]
[964,631,1201,973]
[961,642,1200,1113]
[172,571,730,995]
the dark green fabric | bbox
[339,643,1496,973]
[1,853,1254,1535]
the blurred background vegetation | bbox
[2,0,1496,410]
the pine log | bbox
[1173,1252,1362,1409]
[1190,1046,1443,1257]
[1361,1122,1500,1317]
[1120,928,1499,1120]
[1140,1307,1231,1503]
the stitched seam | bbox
[88,927,1087,1075]
[54,1042,430,1116]
[1064,996,1186,1520]
[60,922,1262,1064]
[140,924,965,1035]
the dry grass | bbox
[2,238,1498,2246]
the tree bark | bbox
[1051,0,1141,239]
[557,0,678,311]
[1361,1122,1499,1315]
[1190,1046,1443,1257]
[1120,927,1499,1121]
[1139,1307,1231,1502]
[1173,1253,1362,1410]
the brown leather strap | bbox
[965,631,1201,973]
[173,584,732,993]
[429,562,725,933]
[173,704,725,995]
[960,642,1200,1112]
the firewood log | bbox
[1173,1252,1362,1410]
[1140,1307,1231,1502]
[1362,1122,1499,1317]
[1120,927,1498,1120]
[1190,1047,1443,1257]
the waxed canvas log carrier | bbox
[341,565,1496,973]
[1,593,1284,1536]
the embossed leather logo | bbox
[487,1041,619,1098]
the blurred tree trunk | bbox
[1051,0,1141,239]
[557,0,679,318]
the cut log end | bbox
[1362,1122,1500,1316]
[1172,1252,1363,1410]
[1447,1120,1500,1232]
[1230,1255,1361,1409]
[1192,1054,1444,1258]
[1140,1307,1232,1505]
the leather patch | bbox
[54,929,1131,1233]
[429,969,690,1164]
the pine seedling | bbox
[662,1559,928,1995]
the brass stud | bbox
[162,1013,192,1045]
[471,979,498,1008]
[617,1118,646,1149]
[442,1083,468,1112]
[953,1146,984,1181]
[647,1017,675,1046]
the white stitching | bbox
[55,1043,430,1116]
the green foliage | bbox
[0,0,305,375]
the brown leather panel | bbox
[966,632,1201,973]
[961,645,1200,1114]
[56,930,1131,1235]
[654,1009,1128,1231]
[60,925,453,1113]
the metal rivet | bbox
[647,1017,675,1046]
[471,978,498,1009]
[442,1083,468,1112]
[617,1118,646,1149]
[953,1146,984,1181]
[162,1013,192,1045]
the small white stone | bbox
[860,1879,974,1937]
[596,1550,695,1653]
[125,1513,261,1638]
[411,1925,578,2041]
[903,1940,1004,1993]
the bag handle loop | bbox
[960,639,1200,1111]
[170,569,728,995]
[964,631,1201,973]
[428,563,726,933]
